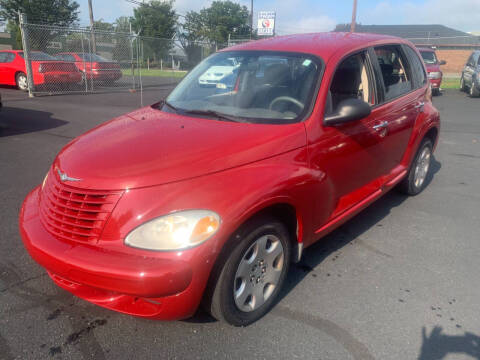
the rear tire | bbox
[15,72,28,91]
[205,217,291,326]
[460,76,467,92]
[398,138,433,196]
[469,79,480,98]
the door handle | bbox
[373,121,388,130]
[415,102,425,110]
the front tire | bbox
[206,217,291,326]
[398,138,433,195]
[16,72,28,91]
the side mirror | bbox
[324,98,371,126]
[439,60,446,66]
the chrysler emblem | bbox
[57,169,81,182]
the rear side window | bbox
[374,45,412,101]
[404,46,427,89]
[0,52,15,63]
[473,52,480,66]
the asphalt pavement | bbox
[0,87,479,360]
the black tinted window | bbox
[0,52,15,63]
[18,51,56,61]
[374,45,412,101]
[56,54,75,62]
[405,46,426,89]
[473,52,480,66]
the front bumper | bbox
[19,187,213,320]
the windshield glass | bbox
[78,53,109,62]
[166,51,322,123]
[420,51,438,65]
[18,51,56,61]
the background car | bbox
[460,50,480,97]
[418,47,446,95]
[0,50,82,91]
[55,52,122,84]
[198,57,239,86]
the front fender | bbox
[100,146,328,256]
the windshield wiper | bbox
[181,109,242,123]
[162,99,178,112]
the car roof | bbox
[223,32,412,62]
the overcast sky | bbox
[76,0,480,34]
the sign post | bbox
[257,11,276,37]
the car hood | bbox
[54,106,307,190]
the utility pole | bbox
[250,0,253,39]
[350,0,357,33]
[88,0,97,53]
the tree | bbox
[93,19,114,32]
[114,16,131,33]
[130,0,177,64]
[177,11,206,68]
[178,1,250,67]
[0,0,80,50]
[112,17,134,62]
[198,1,250,46]
[0,0,79,26]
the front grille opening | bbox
[39,170,122,243]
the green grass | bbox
[121,68,187,78]
[441,78,461,89]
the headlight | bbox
[125,210,220,251]
[428,72,442,79]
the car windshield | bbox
[165,51,321,124]
[18,51,56,61]
[78,53,109,62]
[420,51,438,65]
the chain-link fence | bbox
[17,15,221,98]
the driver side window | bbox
[326,52,374,116]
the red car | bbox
[20,33,440,326]
[0,50,81,90]
[55,52,122,83]
[418,47,446,95]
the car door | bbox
[368,44,421,172]
[0,52,17,85]
[463,53,476,87]
[309,49,393,223]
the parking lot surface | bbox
[1,88,479,360]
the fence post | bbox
[18,13,35,97]
[80,32,88,93]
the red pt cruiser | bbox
[418,47,446,96]
[20,33,440,326]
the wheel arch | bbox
[424,126,439,148]
[221,201,303,263]
[202,201,302,313]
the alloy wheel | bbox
[414,146,431,189]
[17,74,28,91]
[233,234,284,312]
